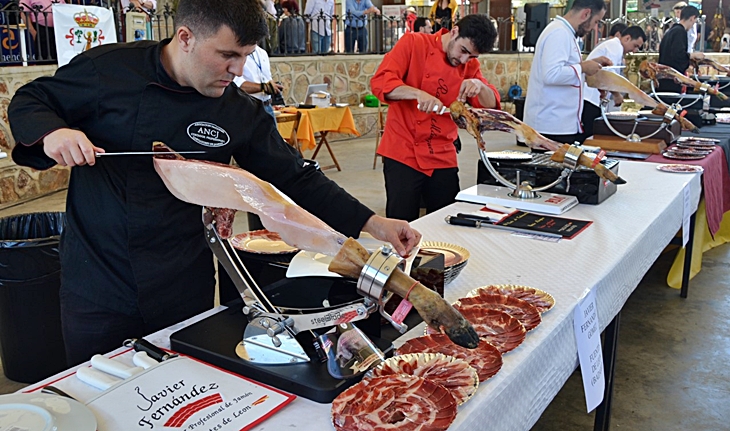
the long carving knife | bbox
[96,151,205,157]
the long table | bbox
[22,161,701,431]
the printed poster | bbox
[53,4,117,67]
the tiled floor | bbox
[1,132,728,429]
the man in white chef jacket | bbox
[524,0,611,146]
[581,25,646,138]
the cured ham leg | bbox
[153,143,480,349]
[449,102,626,185]
[691,58,730,76]
[585,70,698,132]
[329,238,480,349]
[639,60,729,101]
[153,142,347,256]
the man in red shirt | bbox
[371,14,500,221]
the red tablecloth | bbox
[646,146,730,235]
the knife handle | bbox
[90,354,144,379]
[125,338,174,362]
[76,366,121,391]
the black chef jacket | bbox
[658,23,690,93]
[9,40,374,322]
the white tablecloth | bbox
[23,161,701,431]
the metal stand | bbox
[650,80,706,110]
[203,206,407,377]
[599,98,673,142]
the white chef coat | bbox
[583,37,625,108]
[687,23,697,53]
[233,46,273,102]
[524,16,584,135]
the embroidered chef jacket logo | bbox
[187,122,230,147]
[424,79,449,154]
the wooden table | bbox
[276,106,360,171]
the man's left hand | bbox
[362,215,422,257]
[458,79,484,102]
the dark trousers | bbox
[581,101,602,140]
[344,26,368,53]
[60,289,208,366]
[383,157,460,222]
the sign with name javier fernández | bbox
[85,356,294,431]
[573,289,604,413]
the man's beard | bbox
[575,17,593,38]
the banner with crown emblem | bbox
[53,4,117,67]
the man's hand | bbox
[581,60,606,76]
[690,51,705,61]
[43,128,104,167]
[417,91,444,114]
[612,92,624,106]
[591,56,613,67]
[362,215,422,257]
[458,79,485,102]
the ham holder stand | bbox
[457,143,581,215]
[170,208,418,403]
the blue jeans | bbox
[310,31,331,53]
[344,26,368,53]
[263,103,275,119]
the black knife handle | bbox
[124,338,172,362]
[444,215,481,228]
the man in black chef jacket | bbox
[658,5,705,93]
[8,0,421,366]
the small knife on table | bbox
[95,151,206,157]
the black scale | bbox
[170,245,444,403]
[477,153,619,204]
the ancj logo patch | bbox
[187,122,231,147]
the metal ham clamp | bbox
[203,207,407,378]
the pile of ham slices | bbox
[330,285,555,431]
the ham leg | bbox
[690,57,730,76]
[153,143,480,349]
[448,102,626,184]
[639,60,729,101]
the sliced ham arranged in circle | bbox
[427,308,526,354]
[368,353,478,405]
[396,334,503,382]
[331,375,457,431]
[456,294,542,332]
[467,285,556,314]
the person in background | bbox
[429,0,457,32]
[524,0,611,145]
[658,5,705,93]
[344,0,380,53]
[671,1,698,53]
[607,22,627,39]
[414,17,433,34]
[121,0,156,13]
[371,14,501,222]
[405,6,417,32]
[582,25,646,137]
[8,0,420,366]
[304,0,335,53]
[21,0,58,62]
[234,44,283,118]
[279,0,305,54]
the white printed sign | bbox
[53,4,117,67]
[573,289,604,413]
[85,356,294,431]
[682,185,691,247]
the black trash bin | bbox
[0,212,67,382]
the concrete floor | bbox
[1,132,728,429]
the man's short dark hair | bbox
[621,25,646,41]
[570,0,606,15]
[414,17,430,32]
[609,23,627,36]
[454,14,496,53]
[680,5,700,20]
[175,0,268,46]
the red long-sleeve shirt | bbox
[371,30,500,175]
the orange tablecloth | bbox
[276,106,360,151]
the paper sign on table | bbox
[85,356,294,431]
[573,289,604,413]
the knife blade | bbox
[416,104,451,115]
[95,151,206,157]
